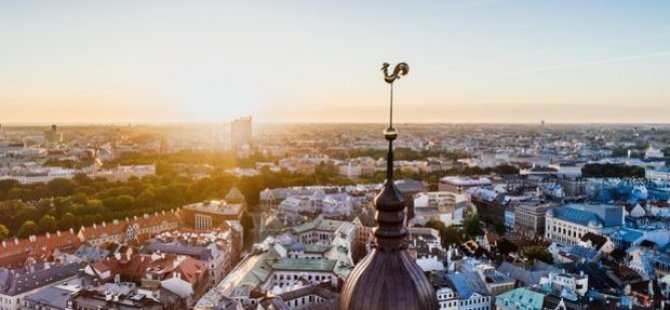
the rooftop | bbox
[272,258,337,272]
[550,203,623,228]
[440,176,492,186]
[495,287,545,310]
[0,263,80,296]
[183,200,242,215]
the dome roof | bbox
[340,248,438,310]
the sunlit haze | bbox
[2,1,670,124]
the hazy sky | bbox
[2,1,670,124]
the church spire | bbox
[340,62,438,310]
[375,62,409,249]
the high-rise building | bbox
[230,116,252,149]
[44,124,62,144]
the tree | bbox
[581,163,645,178]
[17,221,39,238]
[497,238,518,256]
[59,212,78,230]
[39,215,58,233]
[489,222,506,235]
[0,224,8,240]
[462,215,484,237]
[47,178,78,196]
[523,246,553,264]
[424,219,462,247]
[494,165,520,175]
[442,226,463,246]
[36,199,55,217]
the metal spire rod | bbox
[389,83,394,128]
[381,62,408,183]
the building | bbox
[88,164,156,182]
[146,255,211,309]
[438,176,491,193]
[513,201,555,239]
[181,199,244,231]
[194,240,348,310]
[646,167,670,181]
[443,272,492,310]
[144,227,238,286]
[77,210,180,246]
[23,286,75,310]
[0,263,80,310]
[539,271,588,296]
[394,179,426,222]
[495,287,545,310]
[545,203,624,246]
[292,218,349,246]
[44,124,62,145]
[0,230,81,269]
[67,288,163,310]
[468,188,509,225]
[230,116,252,149]
[413,191,468,227]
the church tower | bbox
[340,63,438,310]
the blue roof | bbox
[497,262,548,286]
[495,288,545,310]
[446,272,487,299]
[615,228,644,243]
[567,245,599,261]
[553,204,622,228]
[24,286,73,308]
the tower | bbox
[340,63,438,310]
[230,116,252,150]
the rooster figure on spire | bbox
[381,62,409,84]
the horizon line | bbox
[2,120,670,127]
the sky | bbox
[1,1,670,124]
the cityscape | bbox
[2,1,670,310]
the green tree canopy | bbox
[59,212,78,231]
[39,215,58,233]
[17,221,39,238]
[523,246,553,264]
[462,215,484,237]
[0,224,8,240]
[497,238,518,256]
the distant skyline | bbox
[2,1,670,124]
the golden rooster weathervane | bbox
[381,62,409,138]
